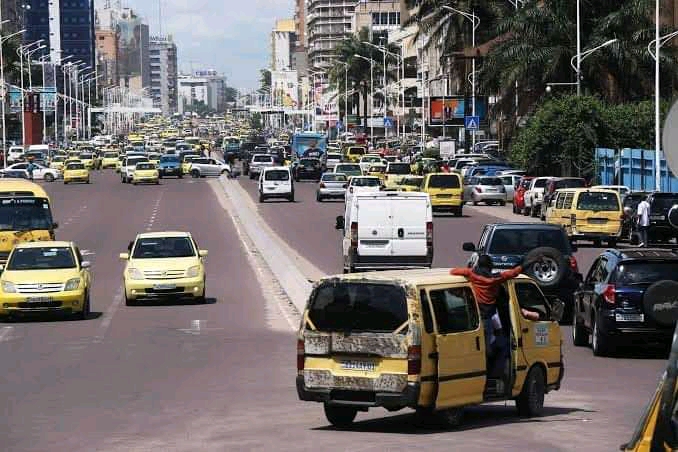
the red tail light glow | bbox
[407,345,421,375]
[319,182,326,188]
[297,339,305,371]
[602,284,616,304]
[350,222,358,248]
[426,221,433,246]
[569,256,579,273]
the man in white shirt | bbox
[636,197,651,247]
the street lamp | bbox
[442,5,480,151]
[569,38,618,94]
[0,29,25,164]
[364,40,403,139]
[354,54,374,139]
[25,44,46,90]
[17,40,43,145]
[648,25,678,191]
[507,0,524,114]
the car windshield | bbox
[192,158,210,164]
[327,153,342,161]
[253,155,271,163]
[337,165,360,172]
[52,157,65,162]
[479,177,502,186]
[615,261,678,285]
[576,192,619,211]
[555,179,585,189]
[401,177,422,187]
[322,174,347,182]
[348,148,365,155]
[104,153,117,158]
[127,158,148,166]
[265,170,289,181]
[7,247,76,270]
[387,163,410,174]
[300,159,319,166]
[0,198,53,231]
[488,228,570,255]
[651,194,678,210]
[67,163,85,170]
[429,175,460,189]
[352,178,381,187]
[363,156,381,162]
[80,153,93,159]
[534,179,548,188]
[308,283,408,332]
[160,156,179,163]
[132,237,196,259]
[136,163,155,170]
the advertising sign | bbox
[429,96,488,125]
[39,87,57,112]
[8,87,22,113]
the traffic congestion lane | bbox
[236,175,605,274]
[0,172,291,451]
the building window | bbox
[389,12,399,25]
[380,12,388,25]
[372,13,379,25]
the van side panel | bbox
[357,198,394,257]
[390,198,428,257]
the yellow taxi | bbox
[344,146,366,163]
[132,162,159,185]
[366,164,387,181]
[67,150,80,159]
[78,152,95,169]
[421,172,464,216]
[396,175,424,192]
[63,161,90,184]
[147,152,161,165]
[181,155,198,175]
[49,155,66,171]
[119,231,208,305]
[64,157,81,167]
[101,151,119,169]
[0,241,92,320]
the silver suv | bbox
[248,154,275,180]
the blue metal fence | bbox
[595,148,678,192]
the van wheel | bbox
[572,314,588,346]
[516,366,545,417]
[289,192,295,202]
[323,404,357,428]
[436,408,464,427]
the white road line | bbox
[93,287,123,343]
[0,326,14,342]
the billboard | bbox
[271,70,298,107]
[39,87,57,112]
[8,87,22,113]
[429,96,488,125]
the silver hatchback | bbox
[467,176,507,205]
[317,172,348,202]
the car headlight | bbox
[127,267,144,280]
[186,265,201,278]
[2,281,15,293]
[64,278,81,291]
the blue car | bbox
[158,154,182,178]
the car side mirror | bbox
[81,261,91,269]
[119,252,129,260]
[550,298,565,322]
[199,250,208,257]
[462,242,476,252]
[127,241,134,252]
[335,216,345,230]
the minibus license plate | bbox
[341,360,376,372]
[26,297,52,303]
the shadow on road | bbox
[128,297,217,307]
[313,405,594,435]
[1,311,104,323]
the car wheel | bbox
[591,314,611,356]
[79,292,91,320]
[523,206,531,216]
[436,408,464,428]
[531,204,539,217]
[316,193,322,202]
[178,173,183,179]
[259,193,265,203]
[289,191,295,202]
[516,366,546,417]
[454,207,462,217]
[124,289,135,306]
[500,200,506,206]
[86,179,90,184]
[64,180,68,185]
[159,174,163,179]
[323,404,357,428]
[472,200,478,206]
[523,247,568,290]
[572,313,588,346]
[191,170,200,178]
[44,173,55,182]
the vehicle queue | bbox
[0,114,675,450]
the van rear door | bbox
[390,196,428,257]
[357,197,393,256]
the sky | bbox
[117,0,293,90]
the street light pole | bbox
[354,54,374,139]
[576,0,581,96]
[0,29,26,165]
[655,0,660,191]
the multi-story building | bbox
[1,0,22,34]
[306,0,356,70]
[149,36,178,115]
[95,28,118,87]
[195,69,227,112]
[352,0,401,38]
[24,0,96,67]
[271,19,296,71]
[178,70,227,114]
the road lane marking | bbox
[0,326,14,342]
[93,287,123,343]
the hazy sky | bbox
[118,0,293,89]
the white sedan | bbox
[5,162,61,182]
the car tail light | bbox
[297,339,305,371]
[342,184,347,188]
[349,187,354,193]
[350,222,358,248]
[319,182,325,188]
[426,221,433,246]
[569,256,579,273]
[407,345,421,375]
[475,187,482,193]
[602,284,616,304]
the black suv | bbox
[573,248,678,356]
[292,158,323,181]
[640,192,678,243]
[462,223,581,322]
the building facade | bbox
[95,28,118,87]
[178,70,227,114]
[352,0,401,37]
[306,0,356,70]
[149,36,178,115]
[271,19,296,71]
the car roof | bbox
[604,248,678,261]
[321,268,534,286]
[264,166,289,171]
[136,231,192,239]
[555,188,620,195]
[15,240,73,249]
[491,222,565,230]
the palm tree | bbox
[258,69,271,96]
[327,28,399,128]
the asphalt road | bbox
[0,170,667,451]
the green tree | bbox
[258,69,271,95]
[224,86,238,103]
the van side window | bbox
[428,287,479,333]
[556,192,566,209]
[420,289,434,333]
[514,283,550,321]
[563,192,574,209]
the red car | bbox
[513,176,534,214]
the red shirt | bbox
[450,266,523,305]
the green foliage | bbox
[511,95,668,177]
[258,69,271,95]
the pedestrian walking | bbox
[26,160,35,181]
[636,196,650,247]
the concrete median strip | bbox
[211,176,325,315]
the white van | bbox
[336,191,433,273]
[259,166,294,202]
